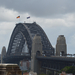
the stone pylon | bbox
[1,46,6,63]
[56,35,67,56]
[31,34,42,74]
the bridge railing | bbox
[62,54,75,57]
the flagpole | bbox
[27,16,30,23]
[16,16,20,23]
[17,18,20,23]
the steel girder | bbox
[6,22,54,56]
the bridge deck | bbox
[36,55,75,62]
[3,55,30,63]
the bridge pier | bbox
[56,35,67,56]
[31,34,42,74]
[46,68,59,75]
[45,69,58,75]
[1,46,6,63]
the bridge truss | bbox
[3,22,54,63]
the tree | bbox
[39,73,46,75]
[59,66,75,74]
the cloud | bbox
[0,0,75,18]
[0,22,15,52]
[0,6,75,54]
[67,33,75,54]
[0,7,19,22]
[0,7,32,22]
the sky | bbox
[0,0,75,54]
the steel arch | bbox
[7,22,54,56]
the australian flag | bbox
[27,16,30,19]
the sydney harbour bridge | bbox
[3,22,54,64]
[2,22,75,72]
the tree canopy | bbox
[59,66,75,74]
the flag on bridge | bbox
[27,16,30,19]
[16,16,20,18]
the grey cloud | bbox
[0,0,75,18]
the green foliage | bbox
[47,70,52,75]
[59,66,75,74]
[39,74,46,75]
[39,73,46,75]
[23,70,28,73]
